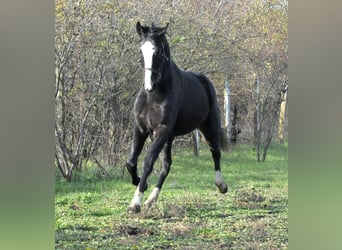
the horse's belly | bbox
[173,108,208,136]
[173,123,195,136]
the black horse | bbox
[126,22,228,213]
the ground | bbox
[55,143,288,249]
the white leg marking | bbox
[131,186,143,207]
[144,187,160,207]
[215,170,228,193]
[140,41,155,92]
[215,171,225,186]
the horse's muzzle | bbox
[144,84,155,93]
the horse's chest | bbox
[138,102,166,129]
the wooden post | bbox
[224,78,230,145]
[278,88,288,144]
[192,129,200,156]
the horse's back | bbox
[172,70,212,135]
[179,70,217,111]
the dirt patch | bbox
[233,188,266,209]
[142,202,188,220]
[161,221,192,238]
[114,222,159,237]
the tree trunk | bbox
[254,76,261,162]
[230,104,241,144]
[262,112,276,162]
[262,90,284,161]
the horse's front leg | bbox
[127,125,168,214]
[126,126,148,186]
[144,136,174,209]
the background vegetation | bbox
[55,0,288,180]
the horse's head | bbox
[136,22,170,93]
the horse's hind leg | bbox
[211,149,228,194]
[199,122,228,194]
[144,136,174,208]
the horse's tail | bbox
[219,128,229,152]
[197,73,229,152]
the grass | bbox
[55,142,288,249]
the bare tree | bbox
[55,0,288,180]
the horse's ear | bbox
[155,22,169,37]
[136,21,148,37]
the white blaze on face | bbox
[141,41,155,91]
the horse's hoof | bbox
[127,205,141,214]
[218,183,228,194]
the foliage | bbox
[237,0,288,161]
[55,0,288,179]
[55,143,288,249]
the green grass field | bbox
[55,143,288,249]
